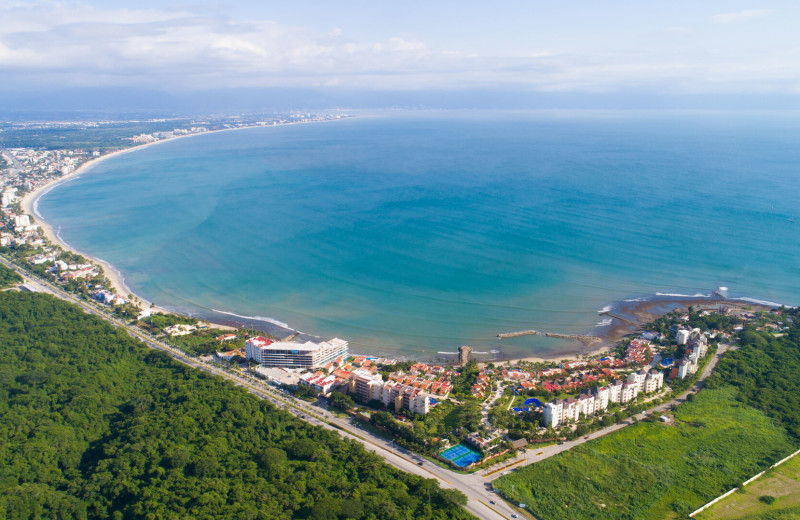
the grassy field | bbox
[494,387,793,520]
[696,454,800,520]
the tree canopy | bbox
[0,292,473,520]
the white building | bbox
[609,380,623,403]
[644,370,664,393]
[245,336,348,369]
[627,369,648,389]
[677,359,692,379]
[593,385,610,412]
[300,372,338,395]
[676,329,691,345]
[543,399,564,428]
[620,382,640,403]
[578,393,595,416]
[562,398,580,422]
[14,215,30,228]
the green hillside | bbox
[0,292,472,520]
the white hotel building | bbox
[245,336,348,369]
[543,370,664,428]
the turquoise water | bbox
[37,111,800,359]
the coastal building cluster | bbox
[0,148,98,254]
[127,127,208,144]
[542,369,664,427]
[241,340,451,416]
[672,328,709,379]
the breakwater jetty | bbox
[598,311,638,326]
[497,330,602,344]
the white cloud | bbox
[0,1,796,95]
[711,9,774,24]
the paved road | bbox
[479,343,730,482]
[3,254,732,520]
[1,255,518,520]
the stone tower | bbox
[458,345,472,366]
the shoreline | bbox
[20,119,346,322]
[495,296,775,365]
[17,119,782,363]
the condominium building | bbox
[593,385,610,412]
[644,370,664,393]
[245,336,349,369]
[350,369,384,402]
[383,381,431,415]
[542,369,667,428]
[543,399,564,428]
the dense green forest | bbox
[0,263,22,288]
[495,314,800,520]
[0,292,473,519]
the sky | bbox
[0,1,798,104]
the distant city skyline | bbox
[1,0,797,100]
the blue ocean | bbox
[36,111,800,360]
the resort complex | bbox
[244,336,349,369]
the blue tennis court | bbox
[440,444,482,468]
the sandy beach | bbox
[22,147,146,299]
[19,120,344,324]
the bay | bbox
[37,110,800,359]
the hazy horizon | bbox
[1,2,799,116]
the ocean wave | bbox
[596,318,613,327]
[655,292,712,298]
[623,297,646,302]
[211,309,291,329]
[598,305,611,313]
[729,296,784,307]
[437,351,458,355]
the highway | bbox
[0,255,521,520]
[2,253,731,520]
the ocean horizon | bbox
[36,110,800,360]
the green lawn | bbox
[696,454,800,520]
[494,387,793,520]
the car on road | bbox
[511,515,518,518]
[417,462,423,466]
[584,436,590,440]
[489,500,495,504]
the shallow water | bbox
[37,110,800,359]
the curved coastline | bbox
[21,117,786,363]
[20,119,348,320]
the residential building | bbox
[609,379,623,403]
[350,369,384,402]
[578,393,595,416]
[543,399,564,428]
[593,385,610,411]
[677,359,691,379]
[245,336,348,369]
[300,372,338,395]
[644,370,664,393]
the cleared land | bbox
[696,454,800,520]
[494,387,793,520]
